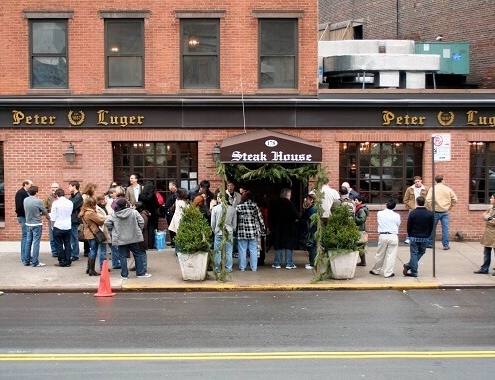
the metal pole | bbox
[431,136,436,277]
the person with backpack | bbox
[355,195,370,266]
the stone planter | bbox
[177,252,208,281]
[329,250,359,279]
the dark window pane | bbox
[260,21,296,55]
[260,56,295,88]
[181,19,219,89]
[340,142,423,204]
[107,22,142,54]
[108,57,143,87]
[182,22,218,54]
[259,19,297,89]
[32,57,67,87]
[183,56,218,88]
[106,20,143,88]
[112,142,198,197]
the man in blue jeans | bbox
[23,185,51,267]
[15,179,33,264]
[403,196,434,277]
[426,174,458,250]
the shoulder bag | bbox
[82,218,107,244]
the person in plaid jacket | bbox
[236,191,265,272]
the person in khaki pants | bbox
[403,176,429,244]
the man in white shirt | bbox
[321,177,340,222]
[125,174,143,206]
[370,199,401,278]
[50,188,74,267]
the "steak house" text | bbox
[231,151,313,162]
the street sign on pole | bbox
[432,133,451,162]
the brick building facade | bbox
[0,0,494,246]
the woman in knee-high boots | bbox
[79,197,106,276]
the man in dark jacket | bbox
[15,179,33,264]
[403,196,434,277]
[68,181,83,261]
[270,188,300,270]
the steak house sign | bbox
[219,130,322,164]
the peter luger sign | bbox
[219,131,322,164]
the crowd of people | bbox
[15,172,495,279]
[14,176,154,280]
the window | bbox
[470,142,495,204]
[339,142,424,204]
[30,20,68,88]
[112,142,198,194]
[259,19,297,89]
[105,19,144,88]
[181,19,219,89]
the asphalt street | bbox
[1,290,494,379]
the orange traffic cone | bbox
[94,259,116,297]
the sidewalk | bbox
[0,240,494,293]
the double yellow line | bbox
[1,351,495,361]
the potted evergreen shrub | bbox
[321,205,361,279]
[174,205,212,281]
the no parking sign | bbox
[432,133,451,161]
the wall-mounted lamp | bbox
[188,36,200,48]
[211,143,221,162]
[64,142,76,163]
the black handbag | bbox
[92,229,107,244]
[82,218,107,244]
[77,224,86,242]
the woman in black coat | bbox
[138,181,159,249]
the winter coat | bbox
[236,199,265,240]
[355,204,369,232]
[480,207,495,247]
[81,209,106,240]
[104,207,144,246]
[270,197,300,250]
[403,185,429,210]
[167,199,188,233]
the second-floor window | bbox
[105,19,144,88]
[181,19,220,89]
[259,19,297,89]
[30,20,68,88]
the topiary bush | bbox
[321,205,360,254]
[174,205,212,254]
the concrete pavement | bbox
[0,240,494,293]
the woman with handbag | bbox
[79,197,106,276]
[355,195,370,266]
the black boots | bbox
[87,258,100,276]
[357,252,366,267]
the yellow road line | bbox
[1,351,495,361]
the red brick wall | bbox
[318,0,495,88]
[1,126,493,241]
[0,0,318,95]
